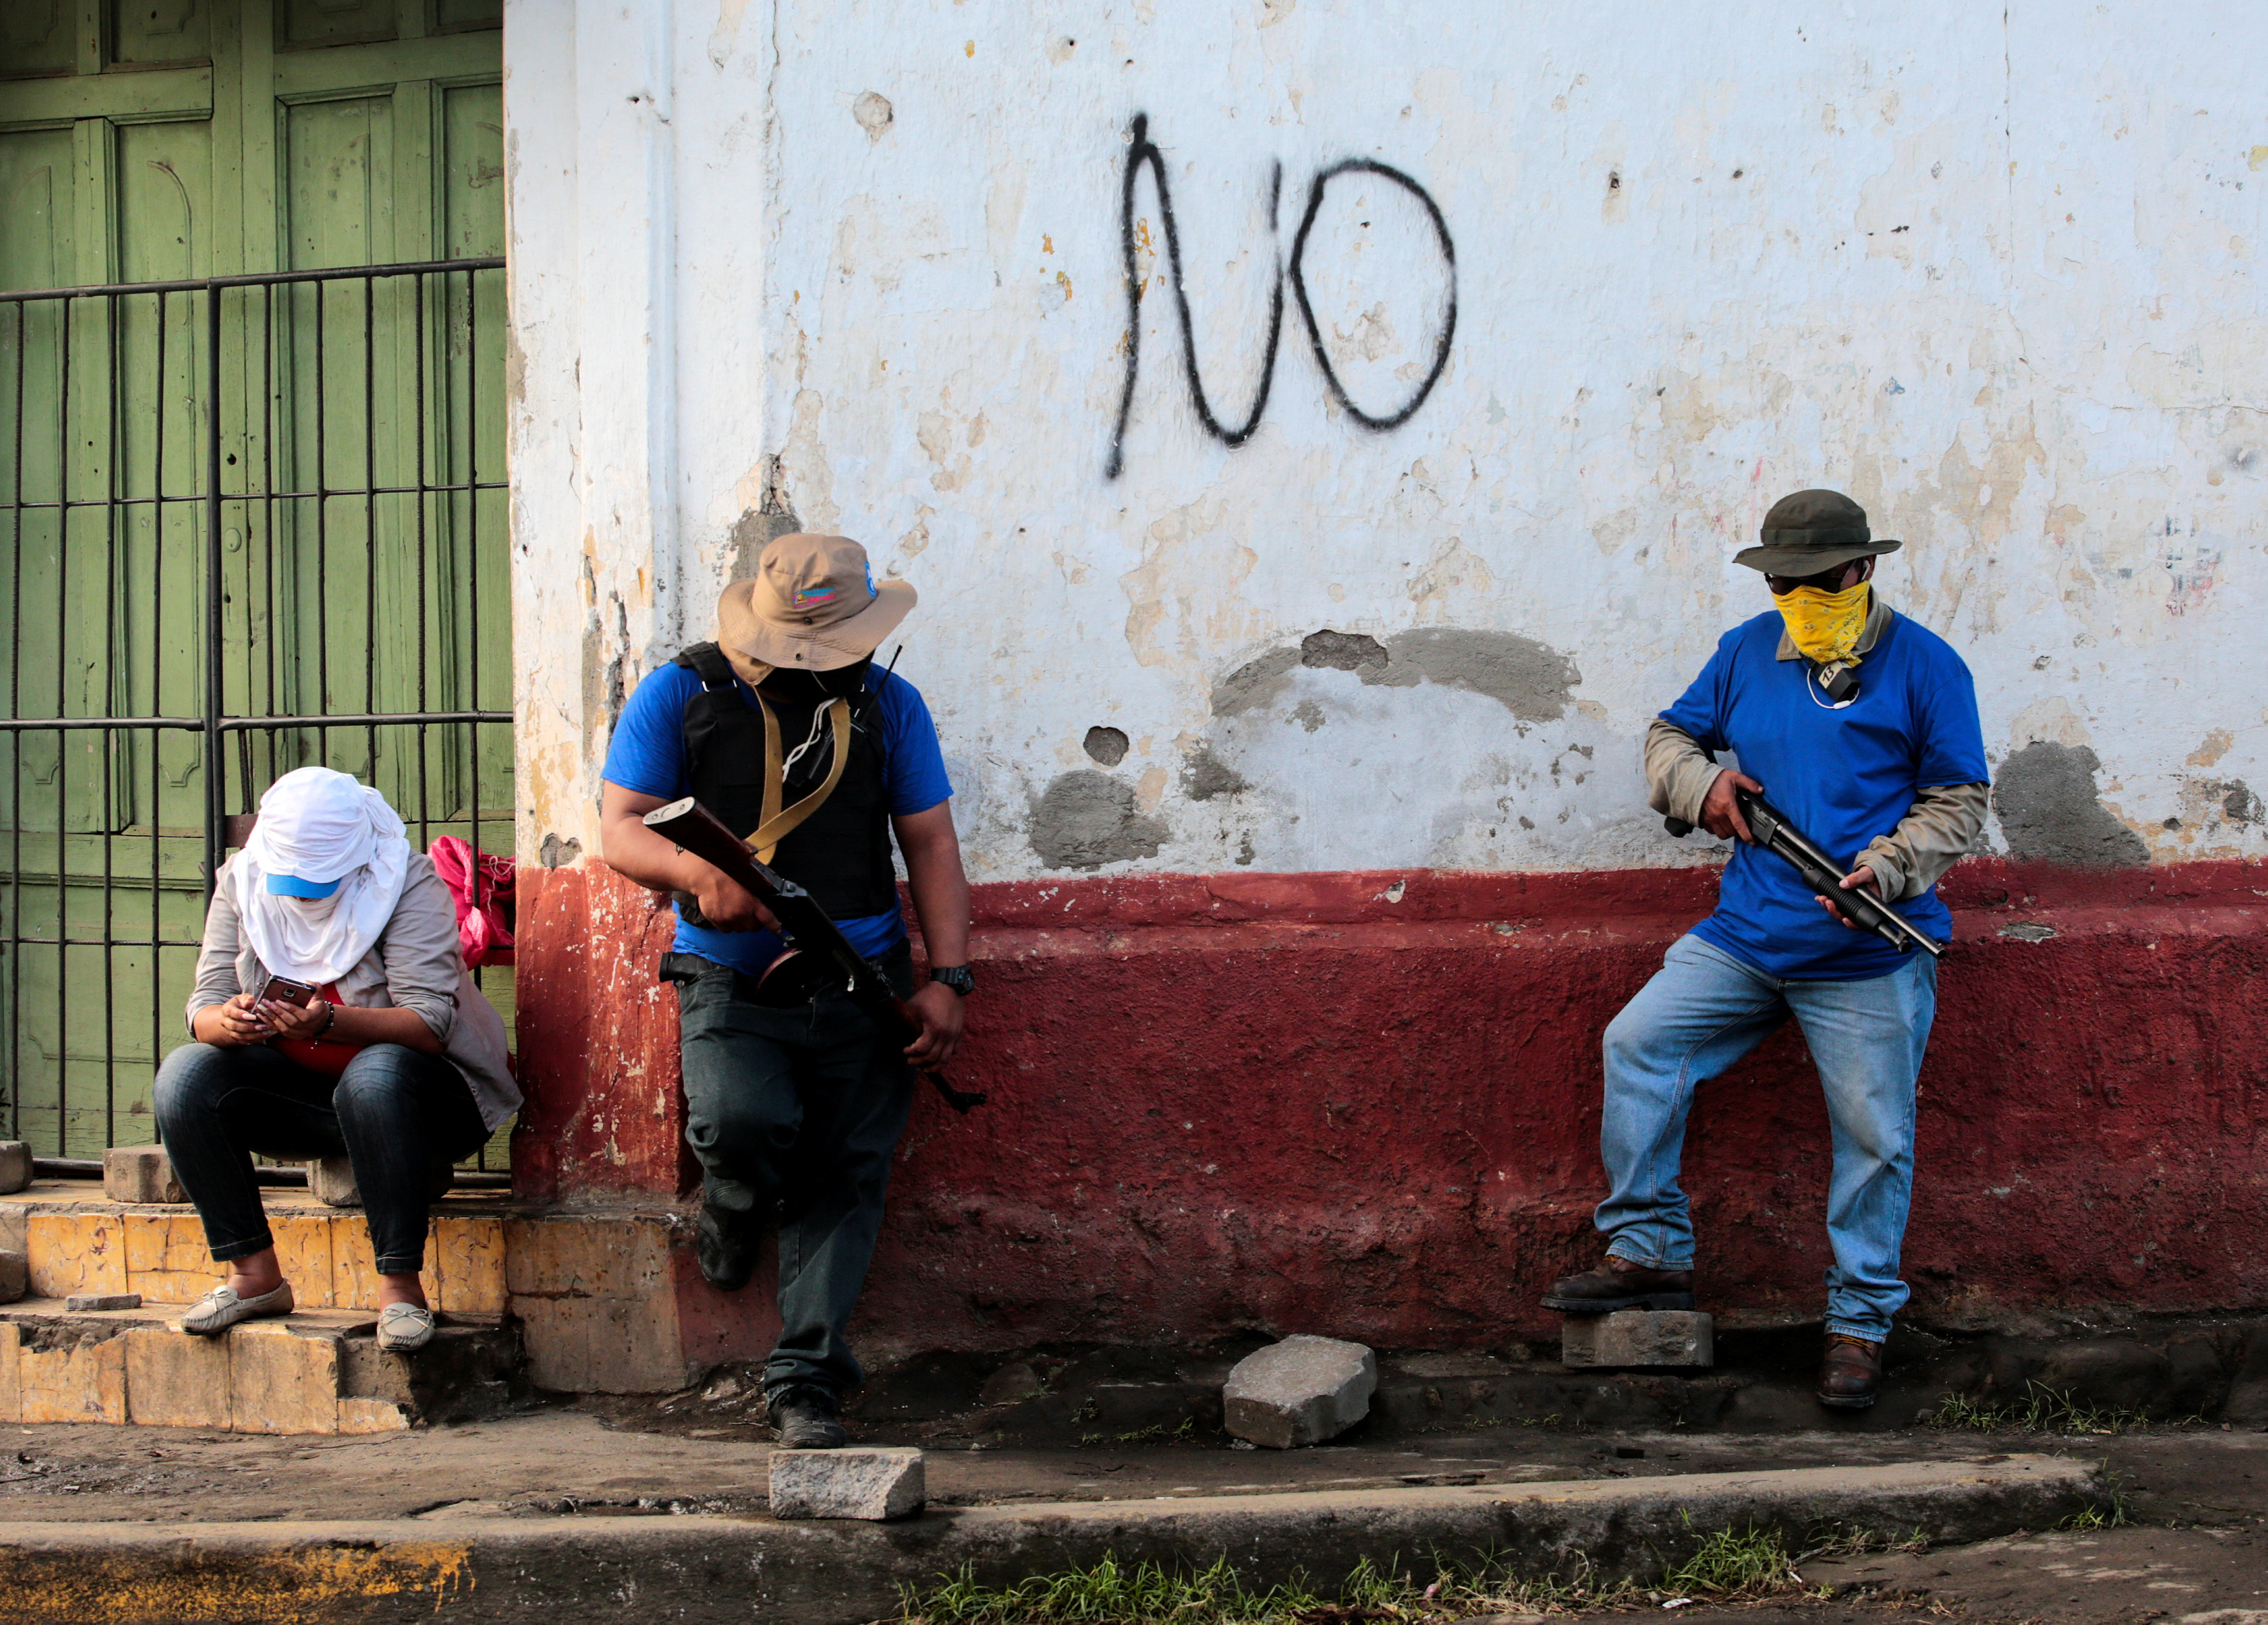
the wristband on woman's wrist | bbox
[311,999,336,1037]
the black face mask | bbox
[758,656,872,706]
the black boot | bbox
[694,1202,762,1293]
[767,1384,848,1449]
[1540,1254,1696,1313]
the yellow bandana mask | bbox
[1777,581,1871,667]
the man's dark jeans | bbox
[153,1041,489,1275]
[667,945,916,1400]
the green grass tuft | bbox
[1658,1524,1801,1601]
[898,1525,1848,1625]
[1925,1381,2153,1436]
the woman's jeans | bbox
[154,1041,489,1276]
[1595,932,1939,1341]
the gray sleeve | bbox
[1645,718,1724,825]
[1857,782,1991,901]
[185,868,246,1034]
[376,857,463,1044]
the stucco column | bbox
[503,0,770,1200]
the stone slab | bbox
[768,1447,926,1521]
[0,1455,2101,1625]
[310,1157,362,1208]
[0,1142,30,1197]
[64,1293,141,1312]
[0,1249,24,1306]
[1223,1333,1377,1449]
[1560,1310,1715,1369]
[101,1147,185,1206]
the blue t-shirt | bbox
[601,662,953,974]
[1660,607,1987,980]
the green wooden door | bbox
[0,0,509,1157]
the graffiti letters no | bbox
[1105,113,1458,480]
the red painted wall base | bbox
[513,858,2268,1357]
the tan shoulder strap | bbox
[744,698,853,864]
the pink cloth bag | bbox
[427,836,516,967]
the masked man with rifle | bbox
[598,533,972,1449]
[1542,490,1988,1410]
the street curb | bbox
[0,1454,2098,1625]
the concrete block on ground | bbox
[310,1157,362,1208]
[1562,1310,1715,1369]
[1223,1333,1377,1449]
[769,1447,925,1520]
[0,1249,25,1306]
[0,1140,30,1195]
[65,1293,143,1312]
[102,1146,185,1206]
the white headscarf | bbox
[233,767,412,985]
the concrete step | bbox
[0,1180,508,1316]
[1,1179,761,1398]
[0,1297,522,1435]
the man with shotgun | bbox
[598,534,973,1449]
[1542,490,1988,1409]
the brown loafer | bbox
[1540,1254,1696,1314]
[1817,1332,1883,1409]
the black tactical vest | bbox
[673,643,897,919]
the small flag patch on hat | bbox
[794,584,838,607]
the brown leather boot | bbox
[1540,1254,1696,1314]
[1817,1333,1884,1409]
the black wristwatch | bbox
[929,965,975,998]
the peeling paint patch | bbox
[1082,726,1129,766]
[540,834,584,870]
[1029,771,1168,870]
[1994,743,2149,867]
[853,90,894,140]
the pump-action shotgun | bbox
[643,796,987,1112]
[1666,786,1945,960]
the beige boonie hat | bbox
[717,533,916,682]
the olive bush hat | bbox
[1734,489,1902,575]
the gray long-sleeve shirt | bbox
[186,853,522,1131]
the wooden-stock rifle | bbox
[643,796,987,1112]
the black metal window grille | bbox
[0,257,513,1166]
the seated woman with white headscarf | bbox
[155,766,520,1353]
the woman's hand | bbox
[196,992,273,1048]
[258,995,333,1043]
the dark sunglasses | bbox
[1767,562,1866,595]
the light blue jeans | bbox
[1596,932,1938,1341]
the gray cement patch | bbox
[1028,770,1168,870]
[1381,628,1582,722]
[1181,746,1251,801]
[1208,626,1581,726]
[1082,725,1129,766]
[1212,646,1301,717]
[1994,742,2149,866]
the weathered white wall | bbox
[510,1,2268,882]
